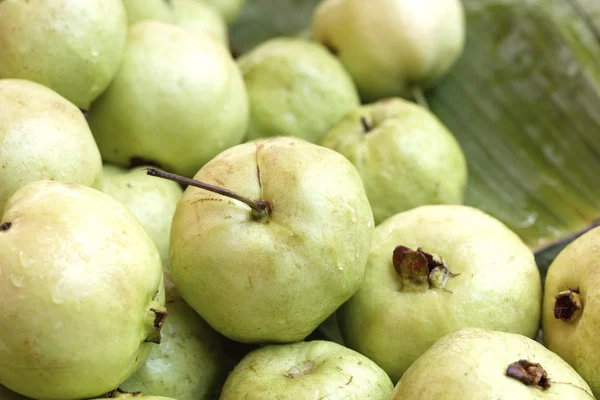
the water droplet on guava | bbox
[10,274,24,287]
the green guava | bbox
[202,0,246,24]
[543,225,600,397]
[312,0,466,101]
[169,137,374,343]
[321,97,468,224]
[219,340,394,399]
[102,165,183,268]
[338,205,542,382]
[0,181,166,400]
[390,328,594,399]
[120,270,236,400]
[237,37,360,144]
[0,79,103,212]
[88,21,249,178]
[122,0,228,46]
[0,0,127,109]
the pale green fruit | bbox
[88,21,248,178]
[0,79,103,212]
[219,340,394,400]
[390,328,594,399]
[202,0,246,24]
[170,137,374,343]
[120,270,236,400]
[543,226,600,397]
[321,98,467,225]
[238,37,360,144]
[312,0,466,102]
[0,384,28,400]
[0,181,165,400]
[122,0,228,46]
[0,0,127,109]
[102,165,183,268]
[339,205,542,382]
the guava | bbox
[167,137,374,343]
[312,0,466,101]
[219,340,394,399]
[122,0,228,46]
[88,21,249,178]
[0,181,165,400]
[237,37,360,144]
[0,79,103,212]
[321,98,468,224]
[93,389,175,400]
[202,0,246,24]
[102,165,183,268]
[0,0,127,109]
[338,205,542,382]
[543,225,600,397]
[390,328,594,399]
[120,270,236,399]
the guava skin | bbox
[122,0,228,46]
[0,79,103,213]
[169,137,374,344]
[237,37,360,144]
[321,98,467,225]
[312,0,466,102]
[120,271,236,400]
[543,226,600,397]
[102,165,183,268]
[0,181,165,400]
[203,0,246,24]
[219,340,394,400]
[88,21,249,178]
[390,328,594,399]
[339,205,542,382]
[0,0,127,109]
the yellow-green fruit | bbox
[170,137,374,343]
[0,181,165,400]
[120,271,236,400]
[0,79,103,212]
[312,0,465,101]
[321,98,467,225]
[0,0,127,109]
[219,340,394,400]
[88,21,248,178]
[102,165,183,268]
[339,205,542,382]
[238,37,360,144]
[543,226,600,397]
[122,0,228,46]
[202,0,246,24]
[390,328,593,399]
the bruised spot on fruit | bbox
[554,289,583,323]
[360,116,372,133]
[0,222,11,231]
[129,156,163,169]
[393,246,459,292]
[285,360,318,378]
[506,360,551,390]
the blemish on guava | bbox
[0,222,11,231]
[145,305,167,344]
[360,116,372,133]
[393,246,459,292]
[285,360,317,378]
[554,289,583,322]
[506,360,550,390]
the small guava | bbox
[237,37,360,144]
[338,205,542,382]
[390,328,594,399]
[0,79,103,212]
[0,181,165,400]
[312,0,466,101]
[0,0,127,109]
[321,98,468,224]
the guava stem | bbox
[360,116,372,133]
[146,168,270,215]
[412,86,430,110]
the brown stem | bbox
[146,168,269,214]
[360,116,372,133]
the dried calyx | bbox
[393,246,458,292]
[506,360,551,391]
[106,388,142,398]
[554,289,583,323]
